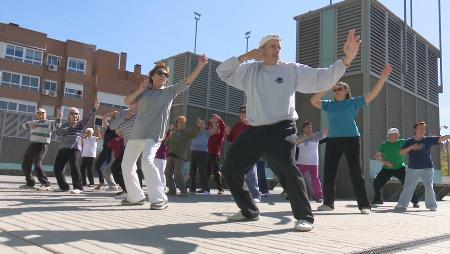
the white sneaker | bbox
[317,204,334,211]
[360,208,371,215]
[35,185,51,191]
[70,189,83,194]
[253,198,261,203]
[294,220,313,232]
[227,211,259,221]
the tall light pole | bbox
[245,31,251,53]
[194,12,201,54]
[441,125,449,175]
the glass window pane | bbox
[8,102,17,110]
[25,49,33,59]
[6,45,14,55]
[69,60,76,68]
[2,72,11,82]
[18,104,27,112]
[28,105,36,113]
[15,47,23,57]
[21,76,30,86]
[30,78,39,87]
[44,81,50,90]
[11,74,20,84]
[0,101,7,109]
[34,51,42,61]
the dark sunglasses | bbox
[333,87,344,92]
[69,112,79,115]
[156,70,169,78]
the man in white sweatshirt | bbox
[216,29,360,232]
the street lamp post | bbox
[245,31,251,53]
[194,12,201,54]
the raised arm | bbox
[124,80,147,105]
[310,90,329,109]
[365,64,392,104]
[400,143,423,155]
[216,49,260,90]
[186,55,208,85]
[80,98,100,128]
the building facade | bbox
[0,22,144,169]
[294,0,442,197]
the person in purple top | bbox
[395,122,450,211]
[155,129,172,188]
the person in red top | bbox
[226,105,261,202]
[207,114,226,194]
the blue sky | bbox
[2,0,449,134]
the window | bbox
[4,44,43,66]
[0,97,36,114]
[5,44,23,61]
[64,82,83,99]
[47,55,61,66]
[44,80,57,92]
[67,58,86,75]
[97,92,127,111]
[1,71,39,92]
[99,102,127,111]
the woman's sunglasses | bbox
[156,70,169,78]
[333,87,344,92]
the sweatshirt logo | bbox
[275,77,284,84]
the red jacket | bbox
[226,121,248,143]
[107,136,124,158]
[208,116,225,156]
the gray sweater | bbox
[130,82,189,141]
[55,112,96,151]
[23,119,61,144]
[216,57,347,126]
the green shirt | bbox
[378,139,406,170]
[167,128,200,160]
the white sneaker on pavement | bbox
[253,198,261,203]
[294,220,313,232]
[360,208,371,215]
[70,189,83,194]
[227,211,259,221]
[317,204,334,211]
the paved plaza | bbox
[1,175,450,254]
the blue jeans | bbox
[396,168,437,209]
[245,164,260,200]
[256,160,269,194]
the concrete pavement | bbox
[1,175,450,254]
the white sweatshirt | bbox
[216,57,347,126]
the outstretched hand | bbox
[343,29,361,66]
[381,64,393,78]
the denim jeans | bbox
[396,168,437,209]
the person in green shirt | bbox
[165,116,201,196]
[372,128,419,207]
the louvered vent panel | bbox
[428,49,439,104]
[188,56,208,106]
[297,15,320,67]
[337,1,362,72]
[404,31,416,92]
[172,55,186,105]
[416,39,428,99]
[370,5,386,74]
[209,61,227,110]
[387,17,402,86]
